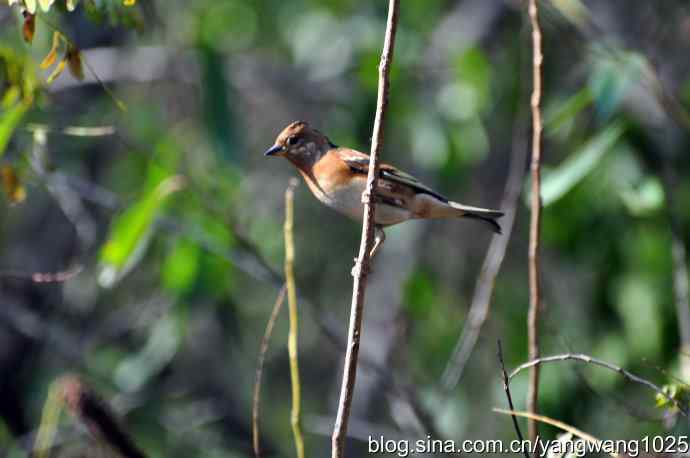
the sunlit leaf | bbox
[123,0,135,5]
[24,0,36,14]
[98,175,185,288]
[0,101,30,159]
[22,13,35,43]
[66,44,83,80]
[539,121,625,206]
[619,176,665,216]
[38,0,53,12]
[46,58,66,84]
[0,165,26,205]
[40,32,62,69]
[656,384,690,411]
[65,0,77,10]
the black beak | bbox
[264,145,284,156]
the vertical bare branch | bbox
[252,285,287,458]
[285,179,305,458]
[331,1,400,456]
[526,0,544,444]
[497,340,529,458]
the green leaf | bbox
[161,239,200,294]
[589,49,646,121]
[619,176,665,216]
[38,0,53,12]
[544,87,593,133]
[0,101,30,159]
[114,313,182,392]
[98,175,185,287]
[539,121,625,206]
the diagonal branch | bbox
[331,1,400,456]
[526,0,544,444]
[441,118,528,390]
[509,353,688,416]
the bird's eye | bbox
[287,136,300,146]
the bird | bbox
[265,121,503,260]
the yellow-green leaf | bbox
[0,165,26,205]
[98,175,185,288]
[38,0,53,12]
[1,86,20,109]
[22,13,35,43]
[0,101,30,158]
[24,0,36,13]
[46,58,66,84]
[40,32,62,69]
[65,0,77,11]
[123,0,135,5]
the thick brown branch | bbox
[331,1,400,456]
[526,0,544,444]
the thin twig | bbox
[509,353,688,416]
[252,285,287,458]
[497,340,529,458]
[441,117,528,390]
[526,0,544,443]
[285,179,305,458]
[0,265,83,283]
[493,408,619,458]
[331,1,400,456]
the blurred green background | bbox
[1,0,690,456]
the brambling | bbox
[265,121,503,259]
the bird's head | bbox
[264,121,336,168]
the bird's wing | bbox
[338,149,449,202]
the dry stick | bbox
[492,409,619,458]
[331,1,400,457]
[285,179,305,458]
[526,0,544,444]
[34,374,146,458]
[441,120,528,390]
[252,285,287,458]
[509,353,688,416]
[497,341,529,458]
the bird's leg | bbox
[370,225,386,259]
[351,226,386,277]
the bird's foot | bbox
[351,258,375,277]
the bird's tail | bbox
[447,201,504,234]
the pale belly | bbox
[307,176,411,226]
